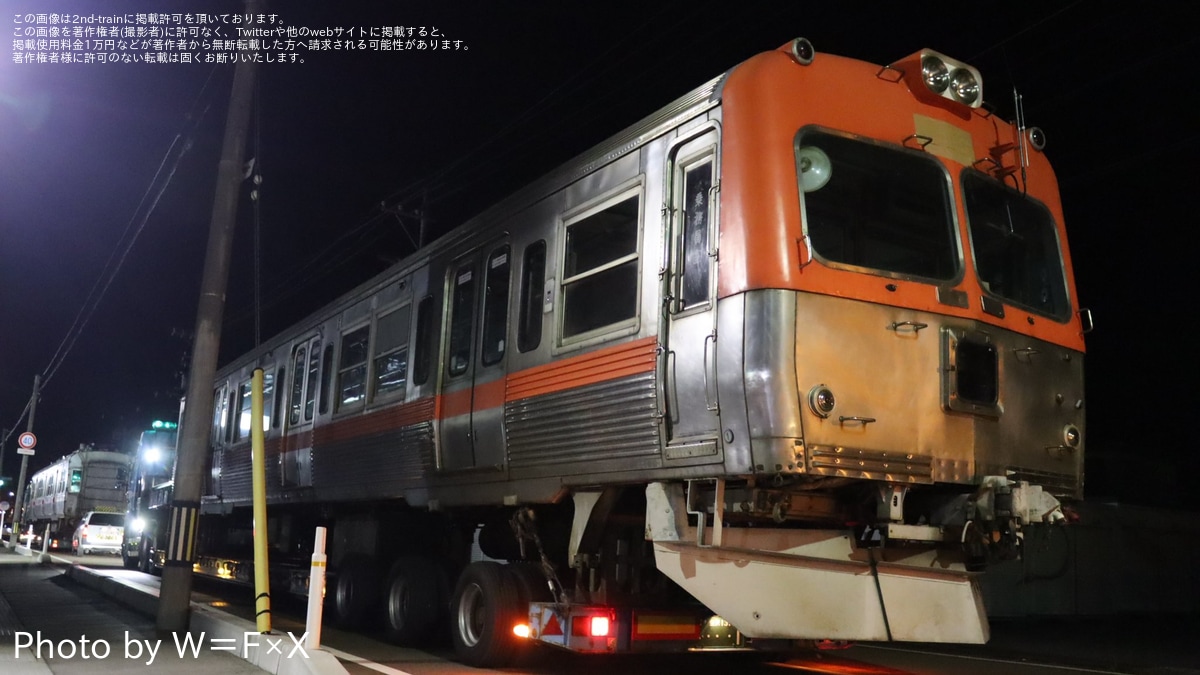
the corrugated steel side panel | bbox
[506,372,660,469]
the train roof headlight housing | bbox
[893,49,984,110]
[949,67,981,106]
[921,55,950,93]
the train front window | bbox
[797,130,957,281]
[963,171,1069,320]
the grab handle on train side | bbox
[703,331,718,412]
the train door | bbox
[282,335,320,487]
[439,241,511,471]
[207,382,230,495]
[663,128,722,456]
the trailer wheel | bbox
[137,537,154,574]
[450,561,521,667]
[382,556,445,644]
[505,562,554,662]
[507,562,554,604]
[121,542,138,570]
[332,557,380,628]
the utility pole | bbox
[156,0,262,635]
[11,375,40,544]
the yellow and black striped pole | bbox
[251,368,271,633]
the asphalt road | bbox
[5,550,1199,675]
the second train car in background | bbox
[144,38,1087,666]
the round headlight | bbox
[921,56,949,93]
[796,146,832,193]
[808,385,836,418]
[1063,425,1081,448]
[949,68,980,106]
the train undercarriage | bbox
[141,472,1065,666]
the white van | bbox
[72,511,125,555]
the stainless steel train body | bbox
[192,39,1086,663]
[25,447,132,549]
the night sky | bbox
[1,1,1194,508]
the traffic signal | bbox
[151,420,178,430]
[0,476,10,488]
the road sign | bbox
[17,448,35,456]
[0,501,8,511]
[17,432,36,449]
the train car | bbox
[121,423,178,570]
[25,445,133,550]
[167,38,1087,666]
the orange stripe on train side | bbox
[505,336,658,401]
[273,338,658,443]
[437,378,505,419]
[312,397,437,445]
[440,387,473,419]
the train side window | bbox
[320,344,334,414]
[212,384,230,444]
[261,368,275,430]
[680,159,713,309]
[304,342,321,421]
[518,240,546,353]
[273,367,285,428]
[373,305,411,399]
[447,264,476,376]
[338,325,370,409]
[237,370,275,438]
[237,379,253,440]
[289,346,306,425]
[561,189,641,340]
[226,389,237,444]
[413,295,435,386]
[481,246,510,366]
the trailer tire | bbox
[137,537,154,574]
[382,556,444,644]
[507,561,554,605]
[505,562,555,662]
[121,542,138,570]
[450,561,521,668]
[332,557,380,628]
